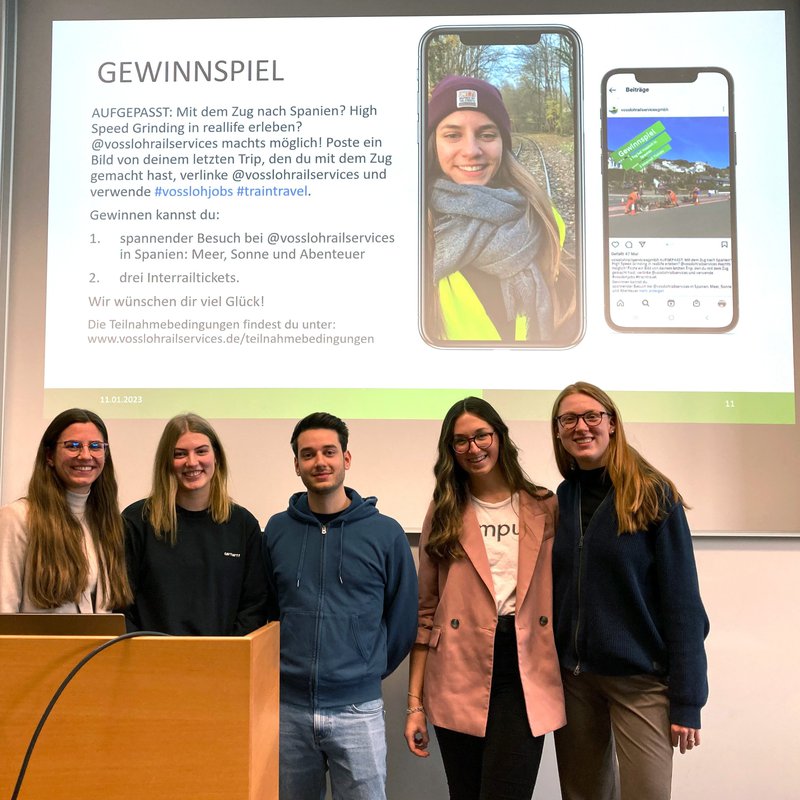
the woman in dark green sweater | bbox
[551,381,708,800]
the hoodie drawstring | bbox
[337,521,345,584]
[295,523,310,588]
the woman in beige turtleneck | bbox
[0,408,130,613]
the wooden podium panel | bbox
[0,623,279,799]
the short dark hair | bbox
[290,412,349,455]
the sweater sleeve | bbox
[121,502,147,632]
[232,509,270,635]
[654,503,710,728]
[382,523,419,678]
[261,518,281,622]
[0,501,29,612]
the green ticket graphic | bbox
[611,121,672,171]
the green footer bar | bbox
[44,389,795,424]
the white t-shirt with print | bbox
[471,492,519,616]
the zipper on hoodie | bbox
[311,523,327,704]
[573,490,584,676]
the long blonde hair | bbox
[427,397,551,562]
[25,408,131,609]
[144,413,232,544]
[551,382,684,533]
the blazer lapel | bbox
[516,492,545,612]
[460,504,495,598]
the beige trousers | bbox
[554,670,674,800]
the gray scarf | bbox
[431,178,554,340]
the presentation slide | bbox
[43,10,793,423]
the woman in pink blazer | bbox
[404,396,565,800]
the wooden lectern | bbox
[0,622,279,799]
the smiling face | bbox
[172,431,216,508]
[294,428,351,501]
[452,412,501,481]
[435,110,503,186]
[556,392,616,470]
[47,422,107,494]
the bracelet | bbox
[406,705,425,715]
[407,693,422,700]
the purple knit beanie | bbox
[427,75,512,148]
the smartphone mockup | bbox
[602,68,737,333]
[420,26,583,348]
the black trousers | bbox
[434,616,545,800]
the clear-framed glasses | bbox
[58,440,109,455]
[452,431,495,454]
[555,411,611,430]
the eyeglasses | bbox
[555,411,611,430]
[452,431,494,454]
[58,440,109,455]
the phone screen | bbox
[420,27,583,348]
[602,68,737,332]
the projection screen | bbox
[0,0,797,535]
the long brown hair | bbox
[144,413,231,544]
[25,408,131,609]
[426,396,551,562]
[551,382,685,533]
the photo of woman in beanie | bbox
[421,29,581,348]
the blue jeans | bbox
[279,698,387,800]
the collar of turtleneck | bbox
[66,489,90,518]
[577,467,612,530]
[577,466,611,491]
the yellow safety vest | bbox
[438,208,566,342]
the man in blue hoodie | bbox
[263,411,417,800]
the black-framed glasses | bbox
[452,431,494,454]
[58,440,109,455]
[555,411,611,430]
